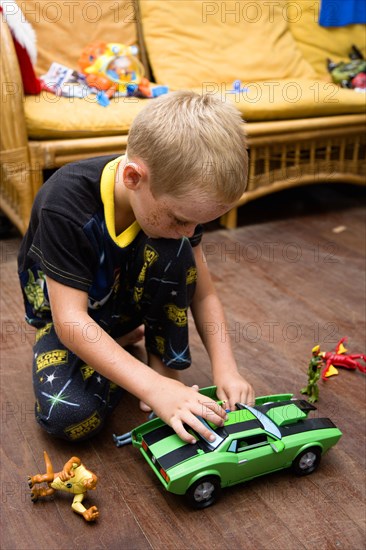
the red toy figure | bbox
[319,337,366,380]
[28,451,99,522]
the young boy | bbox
[18,91,254,443]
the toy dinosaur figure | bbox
[28,451,99,522]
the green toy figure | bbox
[301,345,323,403]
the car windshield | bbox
[195,416,226,450]
[240,404,282,440]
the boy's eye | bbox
[174,218,189,226]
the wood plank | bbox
[1,184,365,549]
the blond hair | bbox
[127,91,248,203]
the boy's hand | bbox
[147,379,227,444]
[214,370,255,411]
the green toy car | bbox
[130,387,342,509]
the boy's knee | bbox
[34,383,122,441]
[35,404,106,441]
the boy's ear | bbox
[123,162,145,189]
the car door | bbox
[225,433,284,484]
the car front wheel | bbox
[292,447,321,476]
[186,476,221,509]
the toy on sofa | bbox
[78,42,168,106]
[27,451,99,522]
[328,45,366,91]
[115,386,342,509]
[79,41,144,105]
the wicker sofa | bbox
[1,0,365,234]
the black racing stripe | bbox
[279,417,337,437]
[143,424,175,446]
[255,400,317,414]
[225,419,260,434]
[158,419,264,469]
[158,444,199,470]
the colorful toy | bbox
[328,45,366,90]
[78,41,168,106]
[319,337,366,380]
[300,345,323,403]
[79,41,143,96]
[118,386,342,509]
[130,76,169,99]
[27,451,99,522]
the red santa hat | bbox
[0,0,41,94]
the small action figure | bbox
[320,337,366,380]
[28,451,99,522]
[301,345,323,403]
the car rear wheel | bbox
[292,447,321,476]
[186,476,221,509]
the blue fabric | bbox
[319,0,366,27]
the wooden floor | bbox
[1,183,365,550]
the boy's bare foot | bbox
[116,326,144,347]
[139,401,153,412]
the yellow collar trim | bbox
[100,156,140,247]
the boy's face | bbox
[122,158,233,239]
[132,184,231,240]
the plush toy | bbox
[78,42,168,105]
[79,42,143,88]
[328,45,366,90]
[0,0,42,94]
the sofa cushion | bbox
[24,78,365,140]
[287,1,366,79]
[218,79,366,120]
[138,0,317,89]
[24,94,148,138]
[19,0,138,76]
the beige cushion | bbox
[221,79,366,120]
[19,0,138,76]
[139,0,317,89]
[287,1,366,79]
[24,94,148,138]
[24,79,365,140]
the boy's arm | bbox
[46,276,227,443]
[190,244,255,409]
